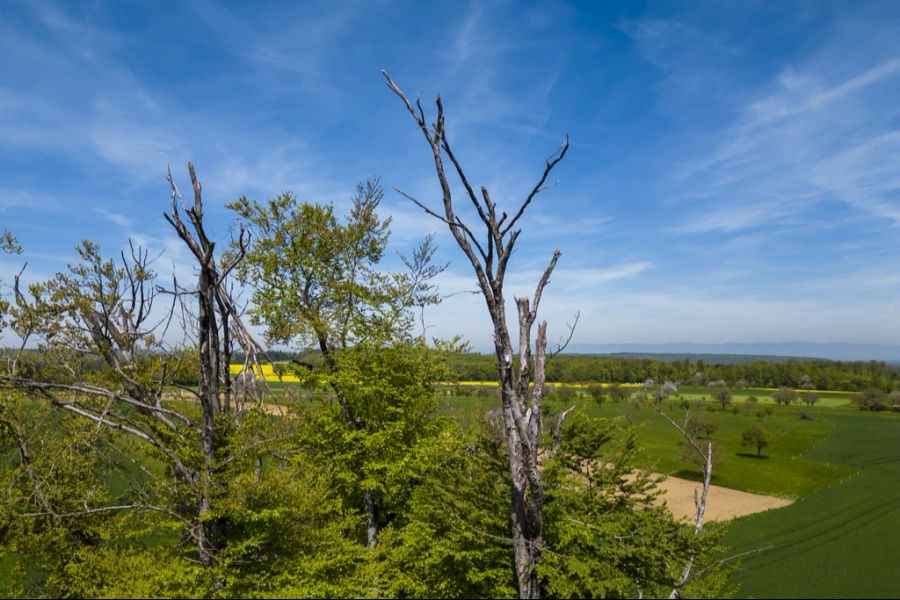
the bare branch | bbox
[502,135,570,236]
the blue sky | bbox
[3,0,900,352]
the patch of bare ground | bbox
[656,475,792,521]
[162,391,288,416]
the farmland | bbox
[721,409,900,598]
[436,384,900,597]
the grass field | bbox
[721,409,900,598]
[437,388,900,597]
[436,387,854,497]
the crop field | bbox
[721,409,900,598]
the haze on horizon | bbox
[2,1,900,357]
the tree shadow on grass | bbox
[736,453,771,459]
[671,469,704,482]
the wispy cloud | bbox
[94,208,135,230]
[670,50,900,233]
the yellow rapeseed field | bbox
[229,363,301,383]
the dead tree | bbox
[384,71,570,599]
[646,402,714,598]
[2,163,263,569]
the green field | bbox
[437,387,900,597]
[721,409,900,598]
[437,386,855,497]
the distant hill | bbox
[592,352,820,365]
[567,342,900,363]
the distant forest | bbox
[237,350,900,392]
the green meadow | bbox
[436,385,900,598]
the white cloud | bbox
[670,51,900,234]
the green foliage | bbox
[228,181,431,349]
[687,413,719,440]
[855,387,885,411]
[444,352,900,392]
[772,387,798,406]
[606,384,632,403]
[1,230,21,255]
[714,386,733,409]
[376,422,516,598]
[301,339,451,544]
[586,383,605,405]
[741,424,774,457]
[540,412,731,598]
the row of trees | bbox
[444,353,900,392]
[0,76,731,598]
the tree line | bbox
[443,353,900,392]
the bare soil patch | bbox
[162,391,289,416]
[656,475,792,521]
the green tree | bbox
[587,383,606,405]
[802,391,820,408]
[857,388,885,411]
[742,424,774,457]
[229,179,447,552]
[607,384,632,403]
[714,386,733,410]
[772,387,797,406]
[0,165,304,594]
[687,413,719,440]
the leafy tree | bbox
[587,383,606,405]
[888,391,900,407]
[229,180,445,549]
[607,384,632,403]
[542,412,731,598]
[376,420,516,598]
[687,413,719,440]
[772,387,797,406]
[0,165,307,594]
[0,230,20,255]
[714,386,732,410]
[857,388,885,411]
[802,391,820,407]
[742,424,774,457]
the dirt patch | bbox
[162,391,289,417]
[655,475,792,521]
